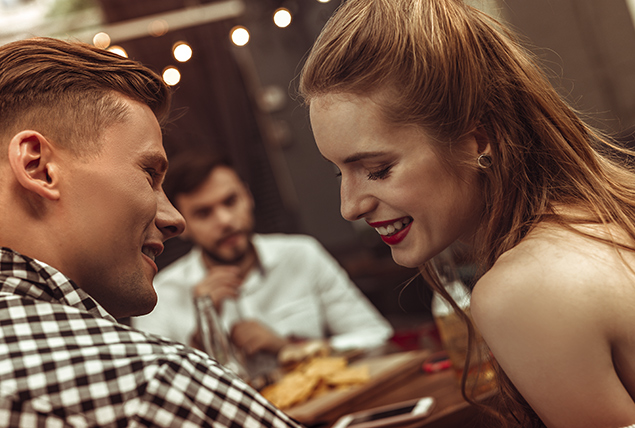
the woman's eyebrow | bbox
[320,151,387,165]
[343,151,386,164]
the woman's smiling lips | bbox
[367,217,413,245]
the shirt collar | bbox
[251,234,273,274]
[0,247,116,322]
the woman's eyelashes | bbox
[367,165,392,180]
[334,165,392,180]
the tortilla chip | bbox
[301,357,347,377]
[261,371,321,409]
[325,365,370,385]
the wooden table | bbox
[357,365,496,428]
[283,350,496,428]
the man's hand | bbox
[193,266,243,311]
[230,320,290,356]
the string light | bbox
[173,42,193,62]
[145,2,337,85]
[107,45,128,57]
[148,19,169,37]
[92,32,110,49]
[230,26,250,46]
[273,8,292,28]
[162,66,181,86]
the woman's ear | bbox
[470,126,492,156]
[458,126,492,164]
[8,131,61,201]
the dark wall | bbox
[97,0,302,241]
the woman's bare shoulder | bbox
[470,223,635,425]
[473,222,635,311]
[471,221,635,347]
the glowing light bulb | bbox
[148,19,169,37]
[273,8,292,28]
[173,42,193,62]
[93,32,110,49]
[231,26,250,46]
[162,67,181,86]
[107,45,127,57]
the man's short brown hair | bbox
[0,37,171,158]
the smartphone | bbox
[331,397,436,428]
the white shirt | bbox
[134,233,393,352]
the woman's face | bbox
[310,93,484,268]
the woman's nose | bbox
[339,178,374,221]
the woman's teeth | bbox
[375,218,411,236]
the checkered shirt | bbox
[0,247,304,428]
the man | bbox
[133,152,393,373]
[0,37,302,427]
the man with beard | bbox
[134,151,393,374]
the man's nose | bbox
[214,205,234,227]
[156,192,185,240]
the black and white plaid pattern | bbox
[0,247,303,428]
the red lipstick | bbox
[367,218,412,246]
[380,222,412,245]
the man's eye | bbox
[224,195,238,207]
[193,208,212,219]
[331,164,341,178]
[145,168,158,181]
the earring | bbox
[477,153,493,169]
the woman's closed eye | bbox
[367,165,392,180]
[333,165,392,180]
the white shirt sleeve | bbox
[299,237,394,351]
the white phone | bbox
[332,397,436,428]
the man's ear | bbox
[8,131,61,200]
[179,224,192,240]
[244,183,255,211]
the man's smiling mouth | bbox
[142,246,159,261]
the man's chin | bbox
[122,292,157,318]
[204,242,252,265]
[207,251,247,265]
[119,279,158,318]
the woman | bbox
[299,0,635,426]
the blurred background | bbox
[4,0,635,343]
